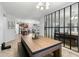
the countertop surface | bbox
[21,34,62,54]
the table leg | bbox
[53,48,62,57]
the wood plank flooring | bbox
[0,35,79,57]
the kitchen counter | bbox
[21,34,62,57]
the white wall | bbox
[4,15,16,42]
[0,4,7,44]
[0,17,4,44]
[0,4,16,45]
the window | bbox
[44,2,79,52]
[71,3,78,51]
[65,6,70,48]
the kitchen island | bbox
[21,34,62,57]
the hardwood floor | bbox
[0,35,79,57]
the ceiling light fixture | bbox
[36,2,50,10]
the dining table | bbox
[21,34,62,57]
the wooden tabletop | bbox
[21,34,62,54]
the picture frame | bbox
[8,21,15,29]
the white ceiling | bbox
[0,2,75,20]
